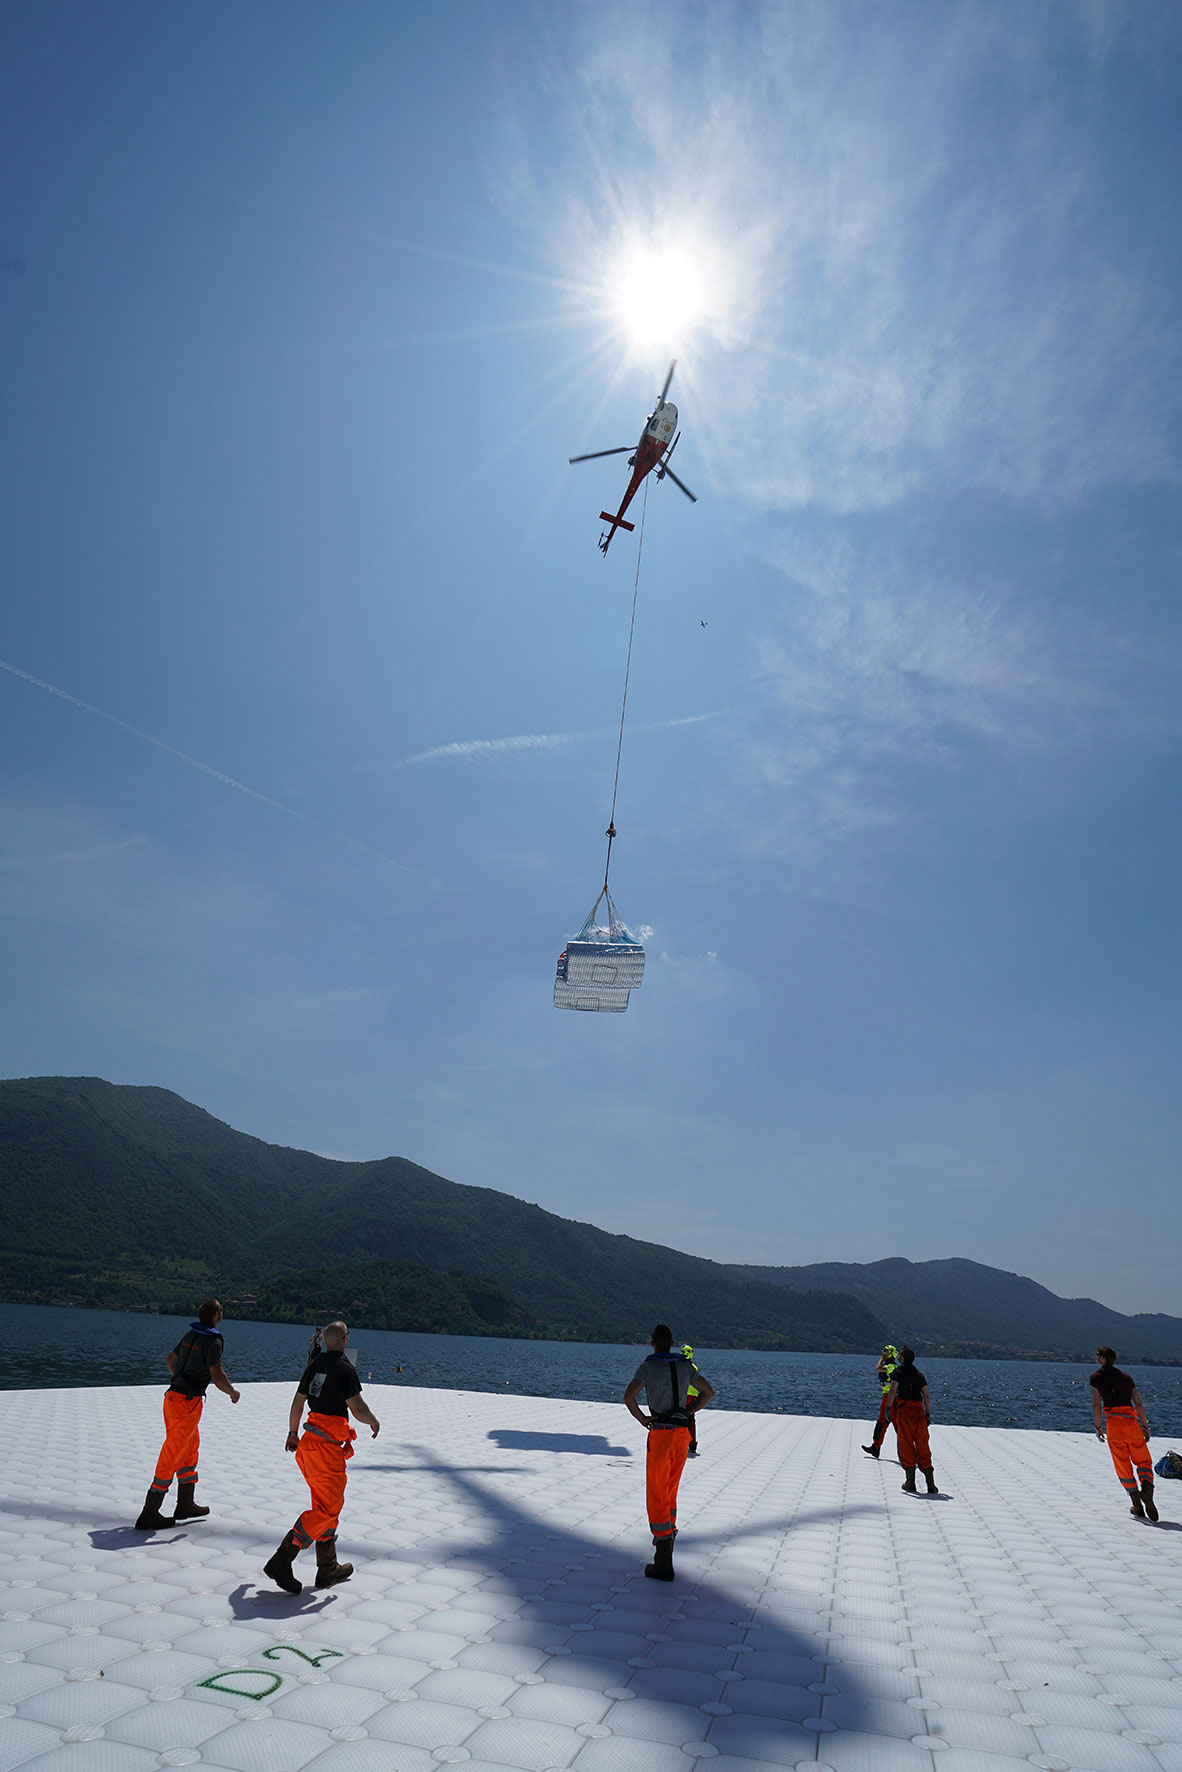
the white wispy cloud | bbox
[755,534,1085,756]
[521,0,1178,514]
[725,521,1128,862]
[388,711,723,770]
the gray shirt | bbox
[168,1326,224,1399]
[632,1352,697,1424]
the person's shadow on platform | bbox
[226,1582,335,1619]
[347,1442,886,1766]
[486,1429,632,1457]
[90,1525,187,1550]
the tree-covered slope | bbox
[728,1256,1182,1363]
[0,1077,884,1351]
[252,1260,535,1338]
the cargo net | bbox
[553,886,646,1013]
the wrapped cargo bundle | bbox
[554,891,645,1013]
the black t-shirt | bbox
[1090,1366,1135,1410]
[893,1363,927,1403]
[169,1326,224,1398]
[298,1349,362,1419]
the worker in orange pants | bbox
[862,1344,899,1459]
[894,1401,930,1469]
[293,1415,356,1544]
[646,1416,690,1542]
[153,1391,202,1493]
[136,1300,240,1530]
[887,1348,938,1495]
[264,1321,380,1594]
[625,1324,714,1581]
[1091,1346,1158,1520]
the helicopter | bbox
[569,360,697,554]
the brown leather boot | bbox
[263,1529,303,1594]
[901,1468,918,1494]
[314,1536,353,1588]
[923,1469,939,1494]
[1141,1481,1158,1522]
[173,1482,210,1521]
[1128,1487,1146,1519]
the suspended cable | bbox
[602,477,648,893]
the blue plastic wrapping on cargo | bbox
[554,891,645,1013]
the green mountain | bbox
[727,1256,1182,1364]
[252,1260,532,1338]
[0,1076,883,1351]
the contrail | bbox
[395,729,588,768]
[0,658,421,876]
[390,711,723,770]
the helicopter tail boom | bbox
[598,513,635,532]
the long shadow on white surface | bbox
[90,1523,188,1550]
[365,1446,890,1762]
[486,1429,632,1456]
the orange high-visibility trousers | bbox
[1105,1408,1152,1492]
[894,1400,931,1470]
[150,1391,203,1495]
[293,1414,356,1547]
[646,1426,690,1541]
[871,1392,896,1447]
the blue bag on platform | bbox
[1154,1451,1182,1479]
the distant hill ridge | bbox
[2,1077,1178,1361]
[727,1257,1182,1365]
[0,1077,881,1351]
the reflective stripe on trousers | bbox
[646,1425,690,1542]
[1105,1408,1152,1491]
[151,1391,203,1493]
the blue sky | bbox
[3,2,1180,1315]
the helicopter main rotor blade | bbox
[660,359,677,403]
[569,447,631,464]
[662,464,697,502]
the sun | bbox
[605,230,725,358]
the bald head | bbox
[323,1321,349,1348]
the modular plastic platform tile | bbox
[1,1384,1180,1772]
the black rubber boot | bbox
[923,1469,938,1494]
[134,1487,174,1530]
[862,1444,881,1458]
[901,1468,918,1494]
[1141,1481,1159,1522]
[314,1535,353,1589]
[173,1482,210,1521]
[1128,1487,1146,1519]
[263,1530,303,1594]
[644,1536,675,1581]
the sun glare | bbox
[606,232,725,357]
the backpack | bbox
[1153,1451,1182,1480]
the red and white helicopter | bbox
[569,361,697,553]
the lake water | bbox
[5,1301,1182,1438]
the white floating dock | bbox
[1,1382,1180,1772]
